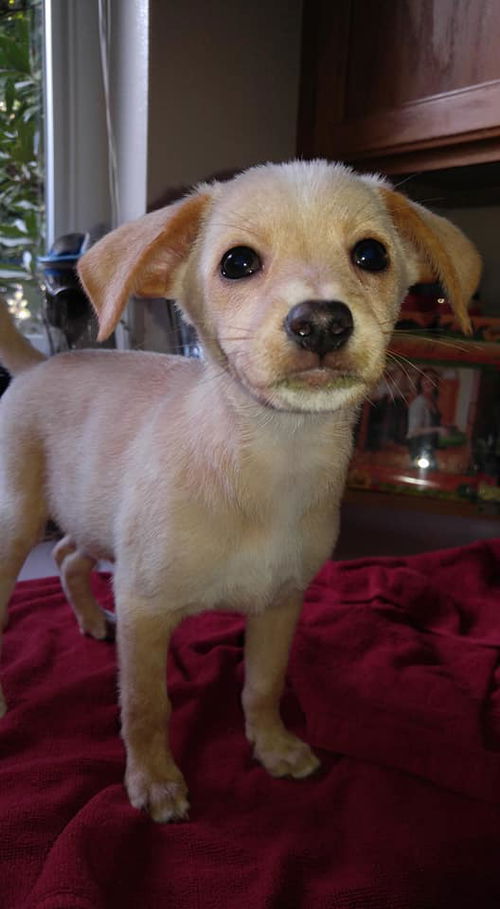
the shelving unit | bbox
[347,319,500,515]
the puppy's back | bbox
[0,349,201,556]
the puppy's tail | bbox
[0,295,46,376]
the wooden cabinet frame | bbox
[298,0,500,173]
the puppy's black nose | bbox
[285,300,354,356]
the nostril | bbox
[285,300,354,355]
[329,306,353,335]
[287,315,314,339]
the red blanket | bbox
[2,539,500,908]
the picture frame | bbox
[348,353,500,508]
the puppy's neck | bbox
[195,357,357,447]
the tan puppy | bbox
[0,161,480,822]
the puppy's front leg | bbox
[117,597,188,823]
[242,595,320,779]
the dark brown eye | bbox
[220,246,262,279]
[352,238,389,272]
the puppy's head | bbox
[79,161,481,413]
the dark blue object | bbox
[38,233,93,345]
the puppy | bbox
[0,161,480,822]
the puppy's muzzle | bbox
[284,300,353,357]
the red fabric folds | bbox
[1,539,500,908]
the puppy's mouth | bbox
[276,367,364,392]
[226,353,369,412]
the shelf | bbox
[344,487,500,520]
[390,333,500,366]
[397,161,500,208]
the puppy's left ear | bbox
[378,187,481,334]
[78,191,211,341]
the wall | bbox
[146,0,303,205]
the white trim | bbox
[43,0,149,245]
[43,0,56,248]
[109,0,149,224]
[43,0,112,247]
[43,0,150,348]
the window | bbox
[0,0,44,335]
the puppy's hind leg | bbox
[53,536,116,641]
[0,448,48,716]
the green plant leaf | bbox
[4,77,14,113]
[0,3,44,274]
[13,216,27,232]
[12,198,37,210]
[0,263,32,279]
[0,234,32,247]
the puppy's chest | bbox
[176,432,348,613]
[192,482,332,613]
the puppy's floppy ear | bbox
[78,191,211,341]
[378,187,481,334]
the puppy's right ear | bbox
[78,191,211,341]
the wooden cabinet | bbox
[298,0,500,172]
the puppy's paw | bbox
[253,730,320,779]
[125,764,189,823]
[78,607,116,642]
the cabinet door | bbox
[299,0,500,172]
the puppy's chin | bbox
[232,364,368,413]
[268,373,368,413]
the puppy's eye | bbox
[220,246,262,279]
[351,238,389,272]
